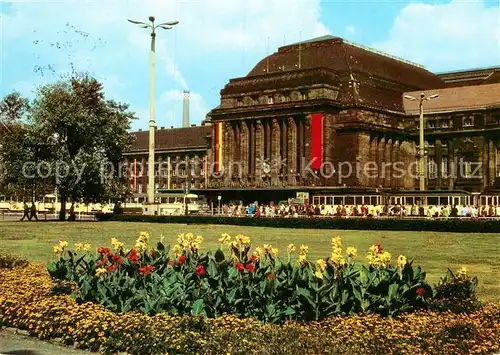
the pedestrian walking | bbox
[20,202,30,221]
[30,202,38,221]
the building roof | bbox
[402,83,500,115]
[127,125,211,154]
[214,36,447,113]
[437,66,500,87]
[247,36,445,90]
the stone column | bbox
[384,138,392,188]
[287,117,297,185]
[224,122,232,185]
[482,137,489,189]
[265,120,272,162]
[303,115,312,185]
[255,120,264,185]
[448,141,455,190]
[378,137,385,188]
[436,140,442,189]
[271,118,281,186]
[240,121,249,182]
[489,139,496,186]
[391,140,398,189]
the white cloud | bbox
[1,0,330,130]
[371,0,500,71]
[346,25,356,35]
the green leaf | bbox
[191,298,205,315]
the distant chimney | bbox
[191,124,196,127]
[138,129,142,131]
[182,90,190,128]
[160,126,164,129]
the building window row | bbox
[235,91,308,107]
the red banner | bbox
[311,113,323,170]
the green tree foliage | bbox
[0,76,135,218]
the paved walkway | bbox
[0,329,89,355]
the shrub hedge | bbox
[1,262,499,354]
[95,214,500,233]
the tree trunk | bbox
[59,194,67,221]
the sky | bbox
[1,0,499,131]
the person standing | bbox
[20,202,30,221]
[30,202,38,221]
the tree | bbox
[27,75,135,220]
[0,93,35,199]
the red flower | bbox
[138,265,155,276]
[167,260,174,267]
[97,247,111,255]
[245,263,255,273]
[150,249,155,257]
[250,255,257,262]
[177,255,187,265]
[195,265,206,276]
[106,264,119,272]
[416,287,426,296]
[374,244,383,254]
[127,249,139,265]
[234,262,244,272]
[96,256,109,268]
[267,273,273,280]
[111,254,123,264]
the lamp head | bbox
[149,16,155,22]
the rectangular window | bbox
[428,157,436,178]
[441,120,450,128]
[236,98,243,106]
[428,121,436,129]
[138,184,143,193]
[463,117,474,127]
[267,96,274,104]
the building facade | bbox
[127,36,500,203]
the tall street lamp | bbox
[404,93,439,193]
[128,16,179,208]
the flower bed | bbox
[1,262,499,354]
[47,233,436,321]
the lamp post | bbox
[128,16,179,207]
[404,93,439,194]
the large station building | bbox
[125,35,500,205]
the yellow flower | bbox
[135,241,147,253]
[330,252,346,267]
[346,247,357,258]
[263,244,272,252]
[235,234,250,245]
[458,266,468,276]
[59,240,68,249]
[316,259,327,272]
[252,247,265,260]
[298,254,307,265]
[287,244,296,254]
[314,270,324,280]
[137,232,150,246]
[299,245,309,255]
[331,236,342,249]
[111,238,124,251]
[83,243,92,252]
[74,243,84,251]
[95,268,107,278]
[172,244,182,256]
[218,233,231,244]
[53,246,63,254]
[397,255,407,268]
[271,248,278,257]
[195,235,204,245]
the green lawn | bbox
[1,221,499,301]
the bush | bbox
[433,268,481,313]
[94,213,500,233]
[1,263,499,354]
[0,254,29,269]
[46,234,432,322]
